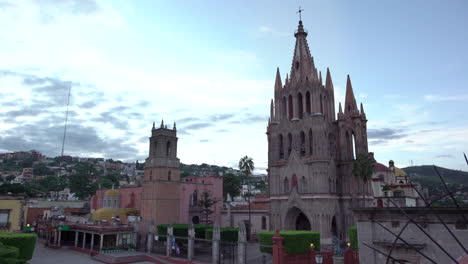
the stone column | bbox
[53,230,58,246]
[237,222,247,264]
[166,224,173,257]
[147,219,155,253]
[212,221,220,264]
[188,223,195,261]
[82,232,86,249]
[57,227,62,247]
[90,233,95,251]
[292,95,299,121]
[99,234,104,252]
[74,231,79,247]
[115,234,119,248]
[147,233,153,253]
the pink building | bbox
[90,177,223,225]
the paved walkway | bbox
[30,243,102,264]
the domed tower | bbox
[140,120,181,232]
[266,19,371,247]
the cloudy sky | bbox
[0,0,467,172]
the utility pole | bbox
[61,82,72,157]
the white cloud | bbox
[258,26,289,37]
[424,94,468,102]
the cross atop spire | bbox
[297,6,304,21]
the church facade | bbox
[266,20,372,245]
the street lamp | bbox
[315,253,323,264]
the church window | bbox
[287,133,292,156]
[305,92,311,114]
[328,134,336,158]
[352,133,356,159]
[279,134,284,159]
[288,95,293,120]
[300,131,305,156]
[166,141,171,156]
[346,132,352,159]
[283,178,289,193]
[154,140,157,156]
[298,93,303,119]
[282,97,287,119]
[300,176,307,193]
[309,129,313,155]
[320,94,323,113]
[168,171,172,181]
[192,190,198,206]
[295,61,299,70]
[261,216,267,229]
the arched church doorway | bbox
[285,207,312,230]
[331,216,337,237]
[296,212,311,230]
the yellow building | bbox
[0,195,28,232]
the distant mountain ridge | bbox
[402,165,468,205]
[403,165,468,185]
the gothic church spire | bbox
[289,20,316,85]
[344,75,358,114]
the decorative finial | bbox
[152,122,155,129]
[173,122,176,130]
[160,119,164,128]
[297,6,304,22]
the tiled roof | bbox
[374,163,391,172]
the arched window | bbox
[168,170,172,181]
[282,97,287,119]
[300,176,307,193]
[283,178,289,193]
[328,133,336,158]
[300,131,306,156]
[279,134,284,159]
[352,133,356,159]
[153,140,157,156]
[287,133,292,156]
[261,216,267,230]
[166,141,171,156]
[298,93,303,119]
[320,94,323,113]
[288,95,293,120]
[306,92,311,114]
[346,132,352,159]
[192,190,198,206]
[309,129,313,156]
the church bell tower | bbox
[140,120,181,231]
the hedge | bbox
[0,233,37,260]
[0,241,27,264]
[348,226,358,250]
[157,224,212,240]
[205,228,239,242]
[258,231,320,254]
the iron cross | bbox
[297,6,304,21]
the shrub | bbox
[157,224,212,239]
[0,245,19,258]
[348,227,358,250]
[0,233,37,260]
[258,231,320,254]
[205,228,239,242]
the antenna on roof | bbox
[61,82,72,157]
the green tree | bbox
[38,175,66,192]
[33,163,53,176]
[223,173,242,200]
[69,162,98,199]
[97,173,122,189]
[5,175,16,183]
[238,156,254,240]
[352,153,375,206]
[197,191,217,225]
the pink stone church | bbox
[91,121,223,233]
